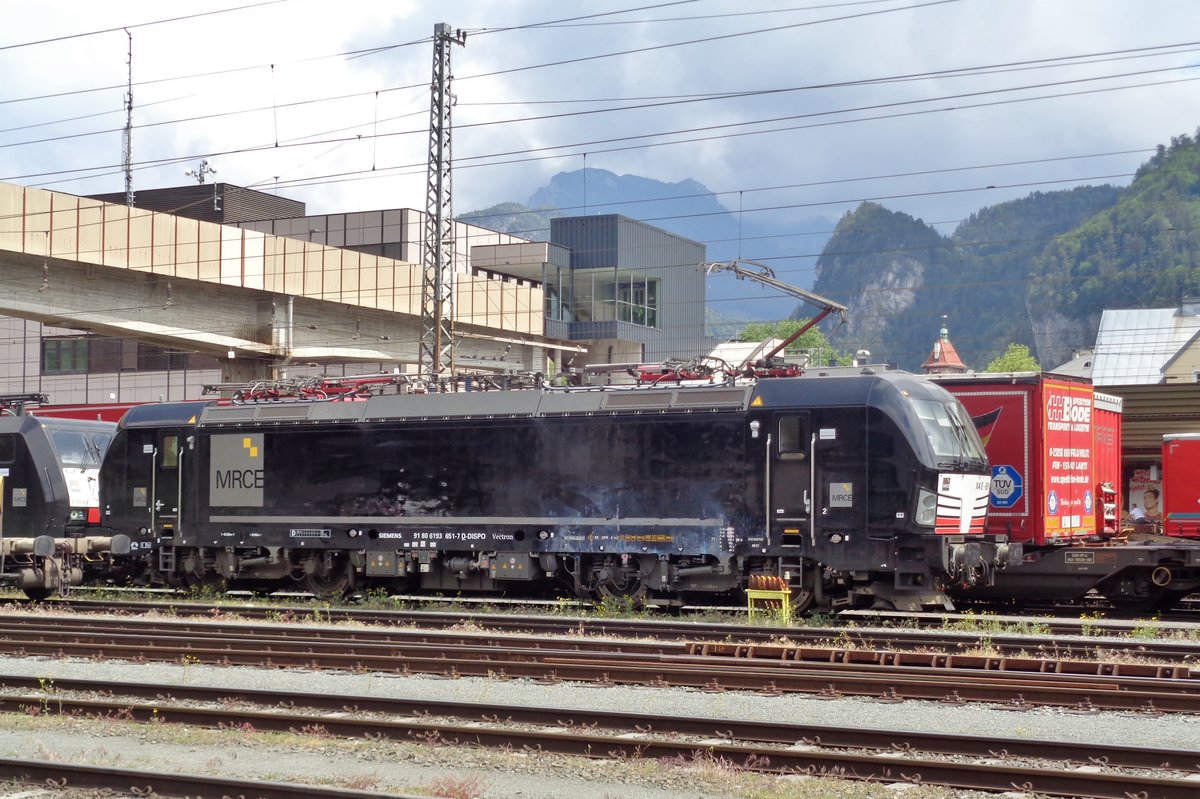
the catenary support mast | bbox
[420,23,467,383]
[122,29,134,207]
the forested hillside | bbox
[811,186,1120,369]
[1029,134,1200,362]
[812,132,1200,369]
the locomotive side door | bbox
[150,430,183,539]
[769,413,813,548]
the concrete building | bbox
[0,182,555,405]
[471,214,713,370]
[0,185,711,405]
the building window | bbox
[42,338,89,375]
[41,336,208,376]
[137,343,188,372]
[601,273,660,328]
[88,337,124,372]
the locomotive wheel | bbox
[1102,587,1187,614]
[22,587,51,602]
[171,571,228,595]
[188,573,229,594]
[299,554,355,599]
[587,557,649,605]
[790,585,816,615]
[595,579,649,605]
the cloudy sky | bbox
[3,0,1198,267]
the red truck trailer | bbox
[931,373,1106,545]
[1163,433,1200,537]
[930,372,1200,610]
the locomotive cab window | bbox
[910,399,985,462]
[160,434,179,468]
[777,415,809,461]
[49,431,87,466]
[49,430,102,467]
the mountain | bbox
[1029,133,1200,363]
[462,133,1200,366]
[811,131,1200,371]
[458,201,553,241]
[460,168,832,323]
[810,180,1145,369]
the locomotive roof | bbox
[106,368,950,428]
[0,414,115,435]
[117,401,212,429]
[108,370,957,430]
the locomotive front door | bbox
[150,430,182,539]
[769,413,813,548]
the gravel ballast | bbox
[0,649,1196,798]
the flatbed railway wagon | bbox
[0,412,128,598]
[96,367,1014,610]
[931,372,1200,611]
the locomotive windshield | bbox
[48,429,111,467]
[910,398,986,464]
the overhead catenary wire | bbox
[0,2,1195,370]
[2,2,1190,292]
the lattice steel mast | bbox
[122,29,134,207]
[420,23,466,383]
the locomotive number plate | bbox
[289,528,332,539]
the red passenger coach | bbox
[931,373,1101,546]
[1163,433,1200,537]
[29,403,145,424]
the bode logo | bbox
[1045,392,1091,432]
[210,434,265,507]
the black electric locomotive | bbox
[0,413,127,598]
[98,367,1012,610]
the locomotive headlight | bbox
[915,489,938,527]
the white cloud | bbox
[1,0,1196,237]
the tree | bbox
[737,320,850,365]
[984,343,1041,373]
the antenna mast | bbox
[122,29,134,207]
[420,23,466,383]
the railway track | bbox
[36,596,1200,663]
[0,757,418,798]
[1,613,1198,713]
[3,673,1198,799]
